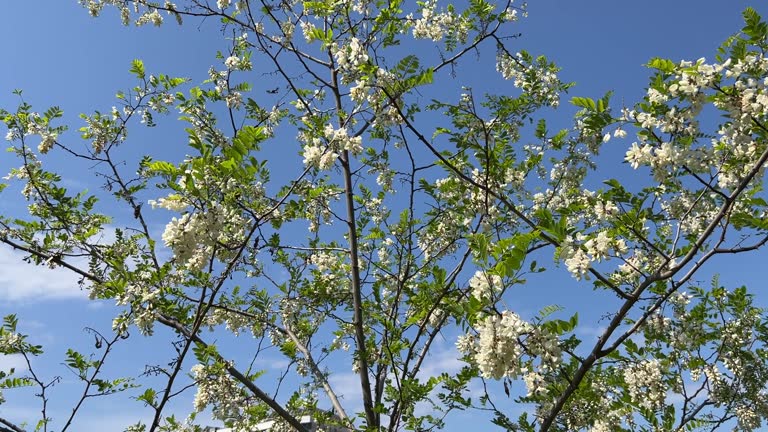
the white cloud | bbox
[416,344,464,379]
[0,247,88,302]
[575,324,607,340]
[328,371,363,410]
[0,354,27,372]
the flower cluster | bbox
[560,231,627,280]
[625,54,768,199]
[0,329,22,352]
[81,111,123,154]
[332,37,369,84]
[22,113,58,154]
[416,217,461,261]
[191,364,244,421]
[409,0,469,43]
[468,270,502,302]
[458,311,533,379]
[622,359,666,410]
[209,67,243,109]
[161,202,248,271]
[136,9,163,26]
[302,124,364,170]
[497,51,562,107]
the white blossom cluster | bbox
[206,306,267,337]
[735,404,762,430]
[190,364,245,421]
[302,124,363,170]
[332,37,369,84]
[560,231,627,280]
[4,127,18,142]
[81,112,124,154]
[496,52,561,107]
[300,185,340,232]
[306,248,353,298]
[0,330,22,352]
[416,217,461,261]
[224,55,244,71]
[4,158,43,200]
[468,169,504,228]
[625,55,768,196]
[611,249,675,285]
[658,190,720,238]
[426,307,446,328]
[531,188,616,232]
[457,311,533,379]
[347,67,404,127]
[622,359,666,410]
[19,112,58,154]
[209,67,243,109]
[364,196,387,225]
[376,237,395,266]
[468,270,502,302]
[161,202,248,271]
[135,9,163,26]
[408,0,469,43]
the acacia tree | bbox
[2,1,768,431]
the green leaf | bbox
[537,304,563,320]
[130,59,146,79]
[570,97,595,110]
[742,7,768,42]
[147,161,178,176]
[137,388,158,407]
[0,377,33,389]
[646,57,676,73]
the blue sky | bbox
[2,1,768,431]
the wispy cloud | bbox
[0,247,87,302]
[328,371,363,414]
[0,354,27,372]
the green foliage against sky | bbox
[2,2,768,432]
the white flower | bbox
[224,56,240,70]
[225,91,242,108]
[625,142,652,169]
[318,151,338,170]
[161,203,248,271]
[148,195,189,212]
[5,128,18,141]
[584,231,612,261]
[470,311,533,379]
[302,144,322,167]
[332,38,368,83]
[564,249,590,280]
[469,270,502,302]
[38,132,56,154]
[217,0,230,9]
[622,359,666,410]
[497,52,561,107]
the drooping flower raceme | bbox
[332,37,369,83]
[469,270,502,302]
[191,364,246,421]
[161,202,248,271]
[622,359,666,410]
[302,124,364,170]
[497,51,563,107]
[459,311,533,380]
[409,0,469,43]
